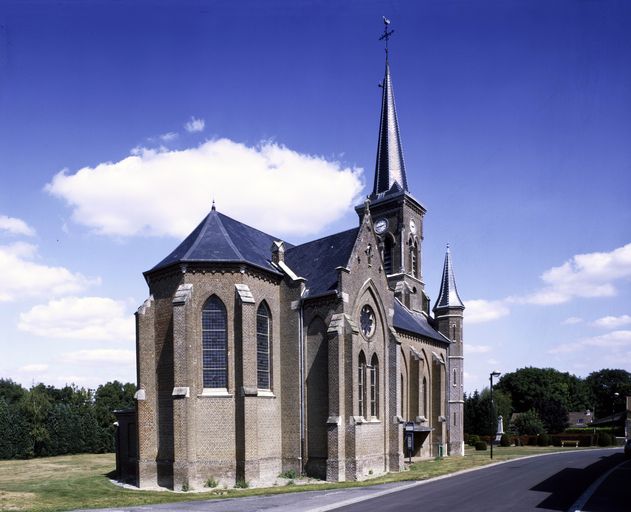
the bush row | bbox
[465,432,616,447]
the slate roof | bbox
[434,245,464,311]
[373,61,408,196]
[148,209,291,275]
[393,299,449,344]
[284,228,359,299]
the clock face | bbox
[409,219,416,233]
[360,305,376,338]
[374,218,388,234]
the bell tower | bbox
[356,18,428,314]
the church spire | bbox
[372,18,408,197]
[434,244,464,311]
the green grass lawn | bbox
[0,446,594,512]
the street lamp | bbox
[489,371,501,459]
[612,392,619,445]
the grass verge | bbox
[0,446,595,511]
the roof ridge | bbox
[286,227,359,252]
[215,212,244,260]
[181,212,212,261]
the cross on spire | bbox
[379,16,394,58]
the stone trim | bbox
[172,386,190,398]
[172,284,193,305]
[234,283,255,304]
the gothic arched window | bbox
[257,302,271,390]
[370,354,379,418]
[202,296,228,389]
[358,351,366,417]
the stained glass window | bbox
[202,296,227,388]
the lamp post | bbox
[489,371,501,459]
[612,392,619,445]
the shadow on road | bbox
[530,452,624,510]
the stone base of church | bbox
[448,441,465,456]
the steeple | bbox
[372,21,408,197]
[434,245,464,311]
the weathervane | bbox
[379,16,394,57]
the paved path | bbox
[74,449,628,512]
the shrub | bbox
[235,479,249,489]
[527,435,538,446]
[551,436,562,447]
[468,435,480,446]
[475,441,487,451]
[205,476,217,488]
[537,434,549,446]
[464,433,470,444]
[500,434,511,447]
[279,468,297,480]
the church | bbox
[119,33,466,490]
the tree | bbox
[464,388,511,436]
[94,381,136,451]
[535,398,568,434]
[512,409,545,435]
[585,369,631,419]
[496,367,590,432]
[0,399,11,459]
[19,386,53,457]
[0,379,26,405]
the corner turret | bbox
[434,244,465,456]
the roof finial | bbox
[211,198,216,211]
[379,16,394,60]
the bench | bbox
[561,440,579,447]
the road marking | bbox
[306,481,425,512]
[568,459,628,512]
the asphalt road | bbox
[76,449,629,512]
[337,449,629,512]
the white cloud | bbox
[160,132,178,142]
[464,299,510,324]
[184,116,205,133]
[18,296,133,342]
[0,243,97,302]
[516,243,631,305]
[549,330,631,354]
[0,215,35,236]
[17,363,49,373]
[562,316,583,325]
[60,349,135,365]
[465,344,492,354]
[45,139,363,238]
[592,314,631,329]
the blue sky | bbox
[1,0,630,394]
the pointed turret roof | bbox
[434,245,464,311]
[372,60,408,196]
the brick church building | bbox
[118,41,465,490]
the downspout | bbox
[298,286,307,475]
